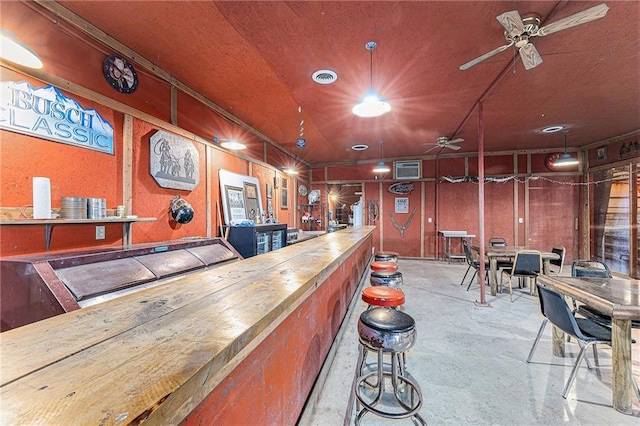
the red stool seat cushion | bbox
[370,261,398,272]
[362,286,405,307]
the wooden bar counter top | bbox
[0,226,375,425]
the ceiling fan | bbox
[424,136,464,154]
[460,3,609,71]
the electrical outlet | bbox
[96,226,105,240]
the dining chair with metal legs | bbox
[499,250,541,302]
[527,284,640,400]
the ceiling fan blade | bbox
[448,138,464,144]
[423,146,441,154]
[445,144,462,151]
[497,10,525,36]
[519,43,543,70]
[459,43,513,70]
[536,3,609,37]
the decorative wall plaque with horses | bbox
[149,130,199,191]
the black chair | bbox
[548,247,566,275]
[488,237,513,270]
[460,239,488,291]
[571,260,640,330]
[500,250,541,302]
[571,259,611,278]
[526,284,640,399]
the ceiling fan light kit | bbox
[459,3,609,71]
[353,41,391,118]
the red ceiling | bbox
[6,1,639,166]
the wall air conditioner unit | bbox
[394,160,421,180]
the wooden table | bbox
[539,275,640,415]
[475,246,560,296]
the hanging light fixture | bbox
[552,130,579,167]
[0,29,43,69]
[372,140,390,173]
[352,41,391,118]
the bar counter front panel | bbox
[0,226,374,425]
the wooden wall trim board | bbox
[171,86,178,126]
[378,181,384,251]
[513,153,519,246]
[123,114,133,214]
[420,181,425,258]
[206,146,213,237]
[524,154,531,246]
[631,165,638,277]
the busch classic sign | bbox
[0,81,114,154]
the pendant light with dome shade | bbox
[0,28,43,69]
[352,41,391,118]
[552,130,579,167]
[372,140,390,173]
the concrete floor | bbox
[304,259,640,425]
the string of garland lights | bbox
[438,174,626,186]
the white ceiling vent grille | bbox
[312,69,338,85]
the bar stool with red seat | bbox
[370,261,398,272]
[358,286,409,405]
[361,286,404,308]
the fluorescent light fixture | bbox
[283,167,298,175]
[0,28,43,69]
[373,161,390,173]
[553,153,579,167]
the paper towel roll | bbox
[32,177,52,219]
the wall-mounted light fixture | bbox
[352,41,390,118]
[552,130,579,167]
[214,136,246,150]
[0,28,43,69]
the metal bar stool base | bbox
[353,348,425,425]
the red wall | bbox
[182,235,372,425]
[311,153,582,262]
